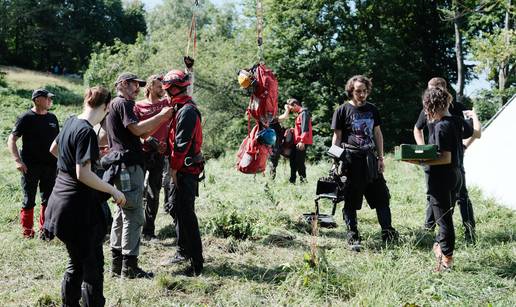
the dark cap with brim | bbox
[31,88,55,101]
[115,72,146,87]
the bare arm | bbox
[373,126,384,158]
[277,104,290,122]
[49,139,58,158]
[76,161,126,206]
[413,126,425,145]
[332,129,342,147]
[7,134,27,173]
[127,107,173,138]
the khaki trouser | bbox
[110,165,145,256]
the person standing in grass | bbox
[134,74,170,242]
[7,88,59,239]
[160,69,204,276]
[44,86,126,306]
[407,87,479,271]
[331,75,398,249]
[106,72,173,279]
[413,77,481,243]
[286,98,312,184]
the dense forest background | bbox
[0,0,514,159]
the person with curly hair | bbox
[407,87,477,271]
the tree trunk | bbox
[499,0,511,93]
[454,0,464,104]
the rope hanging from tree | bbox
[186,0,199,59]
[256,0,265,63]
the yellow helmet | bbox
[238,70,254,89]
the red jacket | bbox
[294,108,313,145]
[168,95,203,174]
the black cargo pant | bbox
[173,172,203,265]
[21,163,56,209]
[289,146,307,183]
[61,226,105,307]
[342,154,393,231]
[424,165,475,233]
[142,152,165,236]
[268,122,284,178]
[427,167,461,256]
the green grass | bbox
[0,67,515,306]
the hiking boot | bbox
[300,177,307,184]
[346,229,360,244]
[381,227,399,243]
[122,256,154,279]
[161,251,189,266]
[111,249,123,278]
[184,262,203,277]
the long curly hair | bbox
[422,87,452,119]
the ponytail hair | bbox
[84,86,111,109]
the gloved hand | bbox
[184,56,194,69]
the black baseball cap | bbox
[31,89,55,101]
[114,73,146,86]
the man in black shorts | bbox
[8,89,59,238]
[106,72,173,279]
[331,75,398,249]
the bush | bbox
[474,87,516,123]
[204,203,255,240]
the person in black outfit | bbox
[44,87,126,306]
[331,75,398,248]
[8,88,59,238]
[407,87,477,271]
[413,77,481,243]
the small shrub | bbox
[0,71,7,88]
[205,204,255,240]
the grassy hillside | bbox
[0,67,515,306]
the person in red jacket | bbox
[160,69,204,276]
[287,98,312,183]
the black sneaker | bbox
[347,230,361,252]
[142,234,158,242]
[381,228,399,243]
[160,252,189,266]
[464,228,476,245]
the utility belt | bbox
[182,152,205,182]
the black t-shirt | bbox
[56,116,99,177]
[428,116,461,172]
[11,110,59,165]
[415,102,473,161]
[331,101,381,148]
[104,96,143,163]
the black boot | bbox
[185,261,203,277]
[111,249,123,278]
[381,227,399,243]
[122,255,154,279]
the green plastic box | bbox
[394,144,438,160]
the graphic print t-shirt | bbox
[331,101,381,148]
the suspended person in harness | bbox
[160,69,205,277]
[331,75,398,250]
